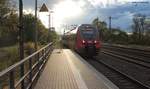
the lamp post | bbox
[109,16,112,33]
[108,16,119,32]
[48,11,54,31]
[19,0,24,89]
[35,0,38,51]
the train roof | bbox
[79,24,94,27]
[78,24,96,30]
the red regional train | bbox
[62,24,101,57]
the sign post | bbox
[40,3,54,42]
[39,3,49,12]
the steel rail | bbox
[103,49,150,63]
[102,50,150,69]
[103,44,150,54]
[103,46,150,57]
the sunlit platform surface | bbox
[34,49,119,89]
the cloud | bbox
[57,0,150,32]
[97,2,150,31]
[22,0,150,32]
[74,0,150,31]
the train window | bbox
[81,29,96,40]
[82,30,94,34]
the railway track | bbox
[84,44,150,89]
[90,44,150,89]
[87,58,150,89]
[102,44,150,68]
[103,44,150,58]
[102,50,150,68]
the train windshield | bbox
[81,27,96,40]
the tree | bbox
[92,18,107,41]
[111,28,128,44]
[0,0,18,46]
[0,0,10,20]
[0,1,58,47]
[132,14,146,42]
[92,18,128,44]
[23,14,58,44]
[0,0,17,27]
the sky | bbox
[17,0,150,34]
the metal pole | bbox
[0,79,2,89]
[49,11,54,31]
[63,29,65,35]
[35,0,38,51]
[9,71,15,89]
[19,0,24,89]
[48,13,50,42]
[96,17,99,30]
[48,11,54,42]
[109,16,112,43]
[49,13,51,31]
[109,16,111,32]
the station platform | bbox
[34,49,119,89]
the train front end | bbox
[76,25,101,57]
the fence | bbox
[0,42,53,89]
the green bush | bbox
[0,45,19,71]
[24,42,35,55]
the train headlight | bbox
[94,40,97,44]
[82,40,86,44]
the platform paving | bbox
[34,49,119,89]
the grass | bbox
[0,42,36,88]
[0,42,37,71]
[0,45,19,71]
[0,41,56,71]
